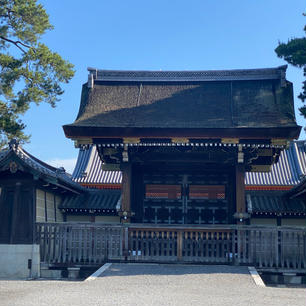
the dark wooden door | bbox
[0,184,33,244]
[143,173,229,224]
[0,188,14,243]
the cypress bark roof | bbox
[64,66,300,138]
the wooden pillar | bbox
[235,164,246,224]
[121,162,132,223]
[32,186,37,244]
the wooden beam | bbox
[120,163,132,223]
[235,164,246,223]
[64,126,301,139]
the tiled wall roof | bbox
[72,141,306,187]
[72,146,122,184]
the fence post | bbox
[123,226,129,260]
[232,228,237,265]
[177,230,183,261]
[275,228,279,268]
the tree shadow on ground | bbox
[100,263,250,278]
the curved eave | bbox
[0,147,84,194]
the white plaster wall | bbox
[0,244,40,279]
[281,218,306,227]
[36,189,45,222]
[250,218,277,226]
[66,215,120,223]
[46,192,55,222]
[36,189,63,222]
[95,216,120,223]
[66,215,92,222]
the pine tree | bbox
[275,22,306,121]
[0,0,74,147]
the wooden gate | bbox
[127,225,234,263]
[143,173,230,225]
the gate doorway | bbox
[143,173,230,225]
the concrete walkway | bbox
[0,264,305,306]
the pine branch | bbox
[0,36,32,54]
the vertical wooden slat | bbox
[274,229,279,268]
[280,230,285,268]
[92,227,97,263]
[62,224,67,263]
[231,229,236,265]
[220,232,224,263]
[237,229,241,265]
[108,227,112,260]
[67,226,72,263]
[199,232,204,259]
[56,224,61,263]
[47,224,52,264]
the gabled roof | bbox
[63,66,301,139]
[72,141,306,187]
[0,140,84,193]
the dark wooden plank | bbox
[0,188,14,243]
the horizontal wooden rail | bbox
[36,223,306,270]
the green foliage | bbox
[0,0,74,147]
[275,25,306,121]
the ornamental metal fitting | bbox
[233,212,250,221]
[122,147,129,162]
[9,139,19,150]
[237,145,244,163]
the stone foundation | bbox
[0,244,40,279]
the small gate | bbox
[127,226,234,263]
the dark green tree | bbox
[275,22,306,121]
[0,0,74,147]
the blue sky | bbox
[21,0,306,173]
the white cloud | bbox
[46,158,77,175]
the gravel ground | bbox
[0,264,305,306]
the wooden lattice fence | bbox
[36,223,306,270]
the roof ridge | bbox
[88,65,287,74]
[87,65,288,85]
